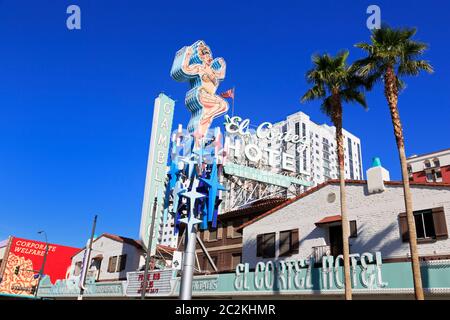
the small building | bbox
[239,161,450,268]
[70,233,174,282]
[407,148,450,183]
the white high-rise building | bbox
[157,213,178,249]
[276,111,364,185]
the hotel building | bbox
[407,148,450,184]
[272,111,364,184]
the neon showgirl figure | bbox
[171,41,229,146]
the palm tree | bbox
[301,51,368,300]
[354,26,433,300]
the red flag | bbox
[220,88,234,99]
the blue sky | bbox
[0,0,449,247]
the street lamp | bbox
[35,230,49,299]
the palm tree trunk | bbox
[384,66,424,300]
[332,99,352,300]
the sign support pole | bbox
[179,223,198,300]
[141,200,158,300]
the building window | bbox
[407,165,412,174]
[357,144,363,179]
[257,233,276,258]
[107,256,117,273]
[209,229,218,241]
[433,158,440,167]
[117,254,127,271]
[350,220,357,238]
[107,254,127,273]
[230,219,242,238]
[231,253,242,270]
[74,261,83,276]
[279,229,299,257]
[91,257,102,271]
[426,169,442,182]
[414,210,436,239]
[347,138,354,179]
[204,255,218,272]
[399,207,448,242]
[303,149,307,171]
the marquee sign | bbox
[126,269,175,297]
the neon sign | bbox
[224,116,309,173]
[234,251,387,291]
[171,40,229,142]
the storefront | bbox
[36,253,450,299]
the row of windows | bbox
[255,208,447,259]
[72,254,127,276]
[408,158,441,174]
[201,252,242,273]
[424,158,440,168]
[203,220,243,242]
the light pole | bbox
[78,215,98,300]
[35,230,49,299]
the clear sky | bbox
[0,0,449,248]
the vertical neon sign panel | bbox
[139,93,175,255]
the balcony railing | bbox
[312,245,331,262]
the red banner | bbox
[0,237,79,296]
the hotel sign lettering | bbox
[224,116,310,174]
[234,251,387,291]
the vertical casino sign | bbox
[0,236,79,297]
[139,93,175,255]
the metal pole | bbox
[196,234,218,272]
[231,87,235,117]
[141,199,158,300]
[179,223,197,300]
[35,231,48,299]
[78,214,97,300]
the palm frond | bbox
[354,25,433,92]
